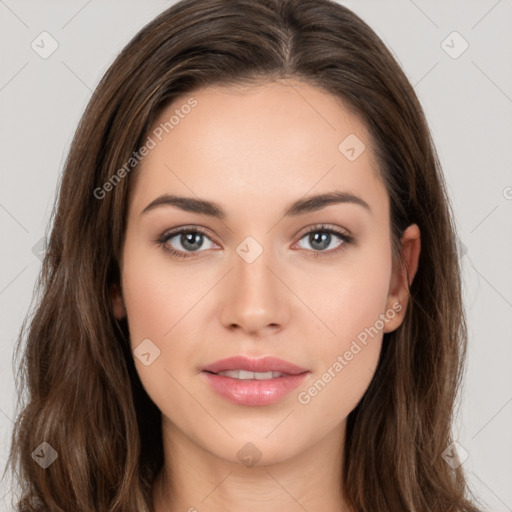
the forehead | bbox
[129,79,387,220]
[149,79,368,163]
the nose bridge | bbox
[219,234,288,333]
[234,236,278,307]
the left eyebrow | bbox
[140,190,371,218]
[283,191,371,216]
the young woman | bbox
[5,0,482,510]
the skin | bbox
[111,78,421,512]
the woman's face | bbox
[114,79,419,466]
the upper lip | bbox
[201,356,309,375]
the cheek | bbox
[120,245,195,419]
[295,241,392,413]
[295,278,389,423]
[121,242,200,343]
[120,237,212,386]
[296,338,382,430]
[312,236,393,347]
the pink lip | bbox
[201,355,308,374]
[201,356,310,406]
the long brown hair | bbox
[5,0,482,510]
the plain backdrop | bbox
[1,0,511,510]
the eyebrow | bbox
[141,190,371,218]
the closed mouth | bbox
[204,369,300,380]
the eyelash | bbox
[156,224,354,260]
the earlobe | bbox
[383,224,421,333]
[110,283,126,320]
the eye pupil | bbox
[181,232,203,251]
[310,232,331,251]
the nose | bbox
[218,245,290,337]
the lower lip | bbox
[201,371,309,406]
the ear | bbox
[383,224,421,333]
[110,282,126,320]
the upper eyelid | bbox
[161,225,217,243]
[295,223,351,239]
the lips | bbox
[201,356,310,406]
[201,356,309,376]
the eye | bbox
[294,224,353,256]
[157,223,353,260]
[157,226,218,259]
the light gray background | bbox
[1,0,511,510]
